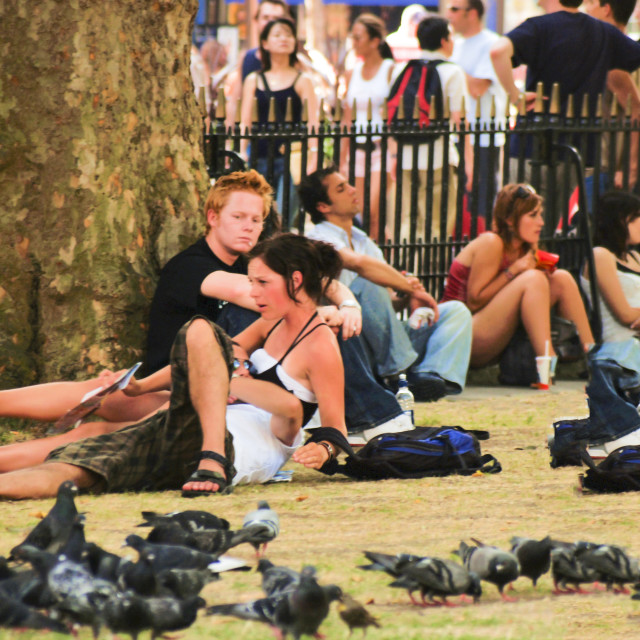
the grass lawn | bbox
[1,381,639,639]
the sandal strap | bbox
[199,450,228,466]
[188,468,228,488]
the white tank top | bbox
[345,58,394,142]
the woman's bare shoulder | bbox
[458,232,503,263]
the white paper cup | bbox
[535,356,552,390]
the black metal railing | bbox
[203,82,640,309]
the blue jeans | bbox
[219,303,401,431]
[350,277,472,392]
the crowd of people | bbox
[3,0,640,499]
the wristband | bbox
[318,441,335,461]
[339,299,361,311]
[504,268,515,281]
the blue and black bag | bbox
[307,426,501,480]
[580,446,640,493]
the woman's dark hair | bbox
[594,190,640,257]
[259,18,298,71]
[354,13,394,60]
[492,183,543,251]
[249,232,343,303]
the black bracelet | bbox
[318,441,335,461]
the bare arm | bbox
[200,271,259,312]
[593,247,640,326]
[490,37,535,110]
[240,73,258,157]
[465,234,536,312]
[466,74,492,99]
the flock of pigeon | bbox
[1,479,640,638]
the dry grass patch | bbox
[1,384,640,639]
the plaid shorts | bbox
[46,317,236,492]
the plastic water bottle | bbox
[395,374,414,425]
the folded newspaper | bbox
[47,363,142,435]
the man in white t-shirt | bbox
[390,16,465,240]
[447,0,506,217]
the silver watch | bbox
[339,299,361,310]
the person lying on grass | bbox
[0,233,347,500]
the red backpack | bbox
[387,59,446,127]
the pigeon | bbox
[0,567,55,608]
[456,540,520,601]
[577,543,640,593]
[118,549,160,597]
[359,551,424,579]
[157,566,220,599]
[103,591,153,640]
[387,557,482,606]
[83,542,132,583]
[0,595,69,633]
[258,558,307,597]
[550,543,599,594]
[137,510,229,532]
[0,556,15,580]
[207,565,339,639]
[242,500,280,556]
[145,595,206,640]
[337,593,380,636]
[510,536,554,587]
[124,534,220,571]
[10,480,78,559]
[146,521,261,556]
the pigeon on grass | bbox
[124,534,220,571]
[137,509,229,532]
[10,480,79,559]
[510,536,554,587]
[389,557,482,606]
[242,500,280,557]
[550,543,599,594]
[455,539,520,602]
[207,565,340,639]
[359,551,424,579]
[258,558,308,597]
[0,595,69,633]
[576,543,640,593]
[337,593,381,636]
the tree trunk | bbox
[0,0,209,388]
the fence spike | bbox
[285,96,293,122]
[596,93,602,118]
[413,93,420,120]
[490,94,496,119]
[302,98,308,122]
[566,94,575,119]
[610,93,618,118]
[550,83,560,115]
[334,99,342,123]
[198,86,207,118]
[382,97,388,122]
[367,97,373,122]
[430,94,438,121]
[475,95,482,120]
[215,87,226,120]
[398,95,405,121]
[460,94,466,121]
[352,98,357,122]
[534,82,544,113]
[268,97,276,123]
[235,99,242,124]
[518,93,526,116]
[252,97,258,124]
[580,94,589,119]
[627,94,632,118]
[444,95,450,119]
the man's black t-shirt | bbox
[146,237,248,373]
[508,11,640,114]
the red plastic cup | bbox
[535,249,559,273]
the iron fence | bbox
[203,83,640,309]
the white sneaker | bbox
[587,427,640,460]
[347,413,414,446]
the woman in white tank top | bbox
[582,190,640,373]
[340,14,395,241]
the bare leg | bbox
[471,269,555,367]
[181,319,232,494]
[0,378,168,424]
[549,269,595,348]
[0,462,98,500]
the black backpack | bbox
[386,59,445,128]
[306,426,501,481]
[580,446,640,493]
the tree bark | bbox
[0,0,209,387]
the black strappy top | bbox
[252,312,327,426]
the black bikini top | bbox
[252,312,327,426]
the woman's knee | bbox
[518,268,550,292]
[549,268,578,296]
